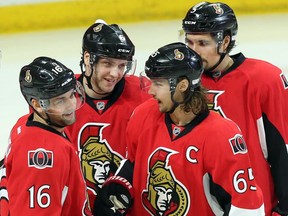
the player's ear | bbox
[83,51,93,76]
[30,98,43,113]
[221,35,231,53]
[83,51,90,64]
[178,79,189,92]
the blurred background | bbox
[1,0,288,157]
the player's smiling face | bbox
[45,89,77,126]
[91,57,127,94]
[148,78,173,112]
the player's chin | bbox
[103,85,116,93]
[158,104,167,113]
[64,118,76,126]
[63,113,76,125]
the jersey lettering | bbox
[186,146,199,164]
[233,168,256,193]
[28,185,51,209]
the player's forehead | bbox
[49,89,74,101]
[150,77,169,84]
[186,32,213,41]
[99,57,128,65]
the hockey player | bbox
[93,42,265,215]
[0,57,92,215]
[65,21,151,211]
[181,2,288,215]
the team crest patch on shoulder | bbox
[28,148,53,169]
[280,73,288,89]
[229,134,247,155]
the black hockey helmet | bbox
[182,2,238,50]
[82,23,135,61]
[19,56,77,105]
[145,42,203,91]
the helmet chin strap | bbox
[33,108,66,128]
[168,91,179,114]
[81,58,110,97]
[45,113,66,128]
[204,37,229,77]
[204,53,226,77]
[168,90,193,114]
[80,59,94,92]
[84,72,94,91]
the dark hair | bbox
[178,76,209,114]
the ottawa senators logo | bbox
[229,134,248,155]
[28,148,53,169]
[93,23,104,32]
[206,90,226,118]
[78,123,123,193]
[212,3,224,15]
[24,70,32,83]
[142,148,189,215]
[174,49,184,61]
[280,72,288,89]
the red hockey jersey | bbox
[66,74,151,209]
[126,98,264,216]
[0,114,92,216]
[202,53,288,214]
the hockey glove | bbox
[93,176,134,216]
[272,205,288,216]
